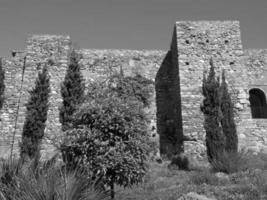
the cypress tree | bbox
[20,65,50,160]
[0,58,5,110]
[201,59,225,163]
[220,70,238,153]
[59,50,85,131]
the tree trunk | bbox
[110,180,115,199]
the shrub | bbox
[201,59,225,163]
[0,158,108,200]
[109,73,154,107]
[59,50,85,131]
[61,79,150,199]
[20,65,50,161]
[168,154,189,170]
[0,58,5,110]
[211,150,248,174]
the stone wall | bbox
[237,49,267,154]
[0,35,165,159]
[161,21,251,159]
[1,21,267,160]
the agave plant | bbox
[0,156,109,200]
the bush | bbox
[168,154,189,170]
[0,158,108,200]
[109,73,154,107]
[61,78,151,199]
[0,58,5,110]
[20,65,50,161]
[211,150,248,174]
[59,50,85,131]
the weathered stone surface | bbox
[0,35,165,159]
[1,20,267,160]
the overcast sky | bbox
[0,0,267,57]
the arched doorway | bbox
[249,89,267,118]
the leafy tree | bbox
[20,65,50,161]
[220,70,238,153]
[109,74,154,107]
[0,58,5,110]
[201,59,225,163]
[59,50,85,131]
[61,79,150,199]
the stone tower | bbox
[156,21,251,159]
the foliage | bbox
[20,65,50,161]
[109,73,154,107]
[61,77,151,199]
[0,58,5,110]
[201,59,225,164]
[220,70,238,153]
[0,158,108,200]
[168,154,189,170]
[210,150,248,174]
[59,50,85,131]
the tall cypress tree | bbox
[20,65,50,160]
[59,50,85,131]
[220,70,238,153]
[0,58,5,110]
[201,59,225,163]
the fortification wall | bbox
[0,35,165,159]
[237,49,267,154]
[173,21,251,158]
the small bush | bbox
[190,170,221,186]
[168,154,189,170]
[211,150,248,174]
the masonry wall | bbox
[237,49,267,154]
[175,21,251,158]
[0,35,165,159]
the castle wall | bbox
[174,21,251,158]
[1,21,267,160]
[0,35,165,159]
[237,49,267,154]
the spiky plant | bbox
[20,65,50,161]
[59,50,85,131]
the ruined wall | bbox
[0,35,165,159]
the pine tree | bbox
[20,65,50,160]
[201,59,225,163]
[59,50,85,131]
[0,58,5,110]
[220,70,238,153]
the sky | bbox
[0,0,267,57]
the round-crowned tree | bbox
[61,79,150,199]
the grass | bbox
[1,152,267,200]
[114,152,267,200]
